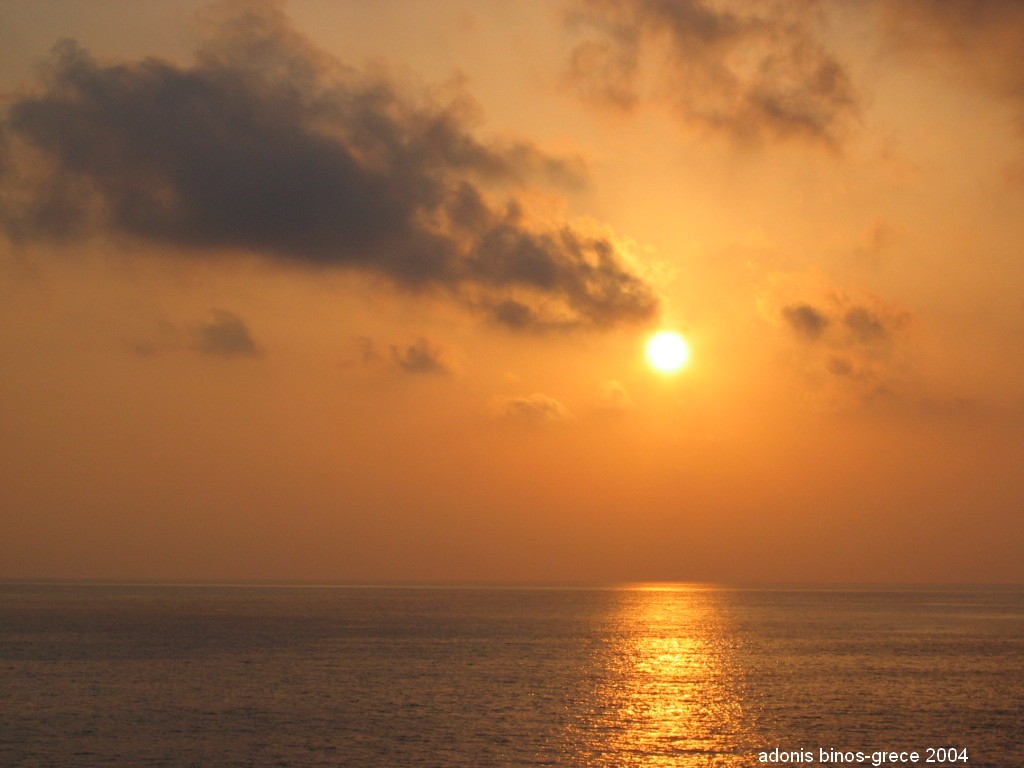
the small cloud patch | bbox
[762,271,912,406]
[782,303,830,340]
[491,393,573,423]
[195,310,261,358]
[391,337,453,375]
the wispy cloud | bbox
[564,0,859,145]
[874,1,1024,134]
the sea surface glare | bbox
[1,584,1022,767]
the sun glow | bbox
[646,331,690,373]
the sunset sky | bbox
[2,0,1023,583]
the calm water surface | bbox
[1,584,1022,767]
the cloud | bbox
[2,0,657,332]
[194,309,261,357]
[782,303,830,339]
[782,300,906,351]
[843,306,889,343]
[564,0,859,145]
[390,337,452,375]
[762,272,912,404]
[873,2,1024,135]
[491,393,573,423]
[875,2,1024,87]
[468,221,660,331]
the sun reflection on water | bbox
[568,584,751,767]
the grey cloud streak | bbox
[3,1,658,333]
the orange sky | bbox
[1,0,1023,583]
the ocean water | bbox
[1,584,1022,767]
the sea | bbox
[1,583,1021,767]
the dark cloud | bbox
[782,303,831,339]
[2,1,657,332]
[195,310,261,357]
[565,0,859,144]
[391,337,452,375]
[491,393,573,423]
[469,222,659,331]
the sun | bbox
[646,331,690,373]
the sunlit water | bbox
[1,584,1022,767]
